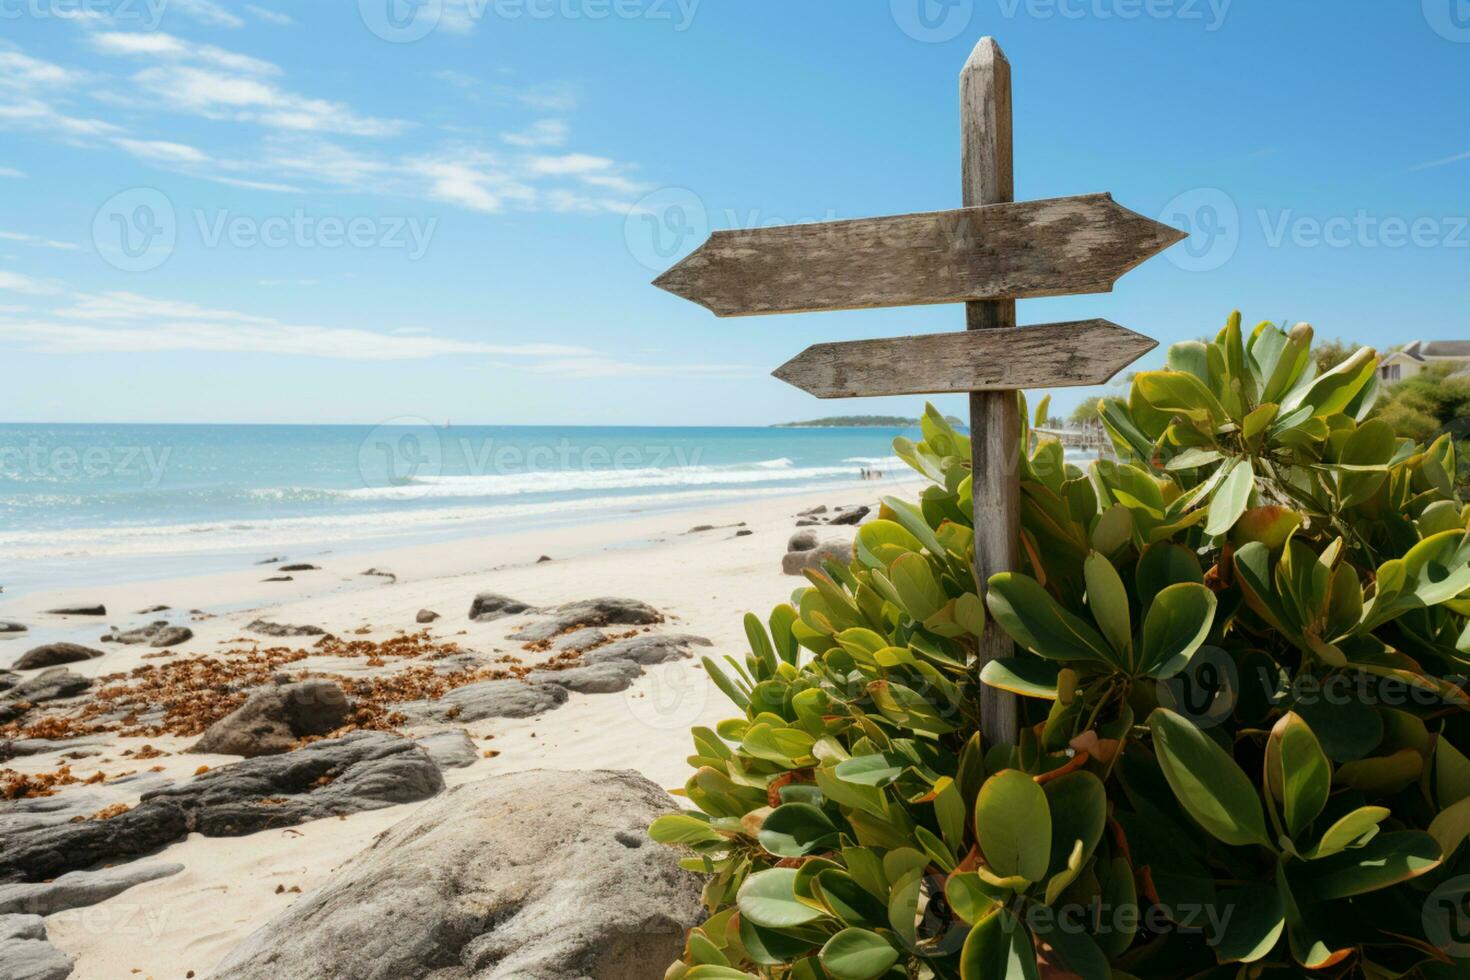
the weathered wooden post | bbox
[960,38,1020,747]
[655,37,1184,747]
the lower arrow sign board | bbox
[772,319,1156,398]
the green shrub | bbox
[653,314,1470,979]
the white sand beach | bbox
[0,482,919,979]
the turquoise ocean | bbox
[0,423,919,596]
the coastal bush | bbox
[652,315,1470,978]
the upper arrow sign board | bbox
[653,192,1185,318]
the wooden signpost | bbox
[654,37,1183,747]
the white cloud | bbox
[131,65,407,136]
[0,167,24,178]
[526,357,754,379]
[527,153,614,176]
[501,119,568,148]
[5,290,596,361]
[0,231,80,251]
[165,0,246,28]
[113,137,210,164]
[0,97,120,137]
[0,271,64,295]
[245,5,294,25]
[1411,150,1470,172]
[90,31,281,75]
[0,50,79,88]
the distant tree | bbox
[1068,399,1101,427]
[1312,337,1360,373]
[1369,363,1470,492]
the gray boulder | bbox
[100,621,192,648]
[829,505,871,526]
[782,539,853,576]
[404,680,567,724]
[0,862,183,916]
[0,622,26,634]
[12,645,102,671]
[581,634,711,668]
[43,605,104,617]
[413,730,478,770]
[0,915,73,980]
[212,769,705,980]
[415,609,440,624]
[0,732,444,883]
[246,619,326,638]
[278,564,319,572]
[190,680,351,757]
[550,627,607,653]
[508,598,663,643]
[0,669,91,724]
[787,529,819,553]
[528,660,643,695]
[0,671,19,694]
[468,593,534,623]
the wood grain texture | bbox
[772,319,1157,398]
[962,37,1020,748]
[652,192,1185,317]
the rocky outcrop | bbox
[581,633,710,667]
[0,863,183,916]
[782,539,853,576]
[402,680,567,724]
[467,593,534,623]
[246,620,325,638]
[829,505,871,526]
[528,660,642,695]
[11,646,102,669]
[0,622,26,634]
[0,915,73,980]
[788,529,819,552]
[212,769,705,980]
[0,672,20,694]
[190,680,351,758]
[43,605,105,617]
[278,564,319,572]
[100,621,192,648]
[0,732,444,883]
[415,609,440,624]
[413,730,478,770]
[508,598,663,643]
[0,669,91,724]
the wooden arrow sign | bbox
[772,319,1156,398]
[654,193,1185,318]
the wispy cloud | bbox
[502,119,568,148]
[0,167,23,178]
[0,271,64,295]
[90,31,281,75]
[245,5,294,25]
[1411,150,1470,172]
[113,137,210,164]
[0,231,80,251]
[165,0,245,29]
[526,357,755,379]
[3,290,596,360]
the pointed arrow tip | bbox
[963,36,1009,74]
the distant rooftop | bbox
[1402,340,1470,360]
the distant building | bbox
[1377,340,1470,383]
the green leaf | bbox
[833,754,907,788]
[819,929,900,980]
[1042,770,1106,888]
[1436,738,1470,807]
[1136,370,1229,425]
[889,553,943,620]
[855,520,924,570]
[979,658,1060,700]
[1205,457,1253,536]
[737,917,822,966]
[1148,708,1272,848]
[975,769,1051,883]
[1138,583,1217,679]
[758,803,840,858]
[985,572,1117,666]
[1303,831,1442,899]
[1307,805,1389,859]
[1266,712,1331,840]
[1083,551,1132,665]
[1429,795,1470,859]
[738,868,825,928]
[945,872,1003,926]
[1212,884,1285,963]
[1338,418,1396,507]
[649,813,726,848]
[959,908,1038,980]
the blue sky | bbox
[0,0,1466,425]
